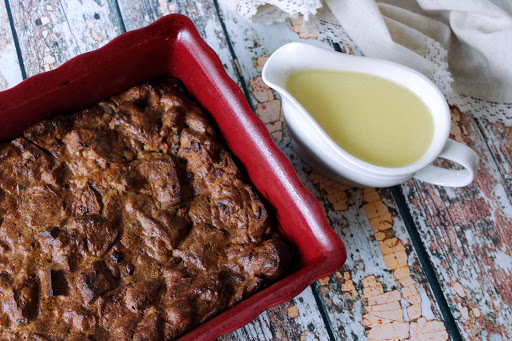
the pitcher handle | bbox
[412,139,479,187]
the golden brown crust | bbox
[0,79,289,340]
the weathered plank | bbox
[216,7,449,340]
[115,0,333,339]
[304,174,450,341]
[8,0,122,76]
[0,0,23,90]
[402,106,512,340]
[117,0,238,82]
[58,0,124,50]
[477,120,512,195]
[222,288,333,341]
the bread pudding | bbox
[0,79,290,340]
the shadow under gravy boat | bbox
[262,42,479,187]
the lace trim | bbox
[236,0,322,23]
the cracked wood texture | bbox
[402,106,512,340]
[0,0,22,89]
[0,0,511,340]
[8,0,123,76]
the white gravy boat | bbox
[262,42,479,187]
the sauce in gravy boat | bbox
[262,43,479,188]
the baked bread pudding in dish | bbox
[0,79,290,340]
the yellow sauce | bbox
[286,70,434,168]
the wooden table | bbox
[1,1,511,340]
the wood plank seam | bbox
[311,281,338,341]
[3,0,26,79]
[112,0,127,33]
[390,186,463,341]
[56,0,81,54]
[211,0,253,106]
[473,119,512,201]
[359,188,448,340]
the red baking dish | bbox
[0,14,346,340]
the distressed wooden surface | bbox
[478,120,512,194]
[0,1,511,340]
[117,0,239,82]
[8,0,122,76]
[0,0,23,90]
[402,106,512,340]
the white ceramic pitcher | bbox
[262,42,479,188]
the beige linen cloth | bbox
[220,0,512,125]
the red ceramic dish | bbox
[0,14,346,340]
